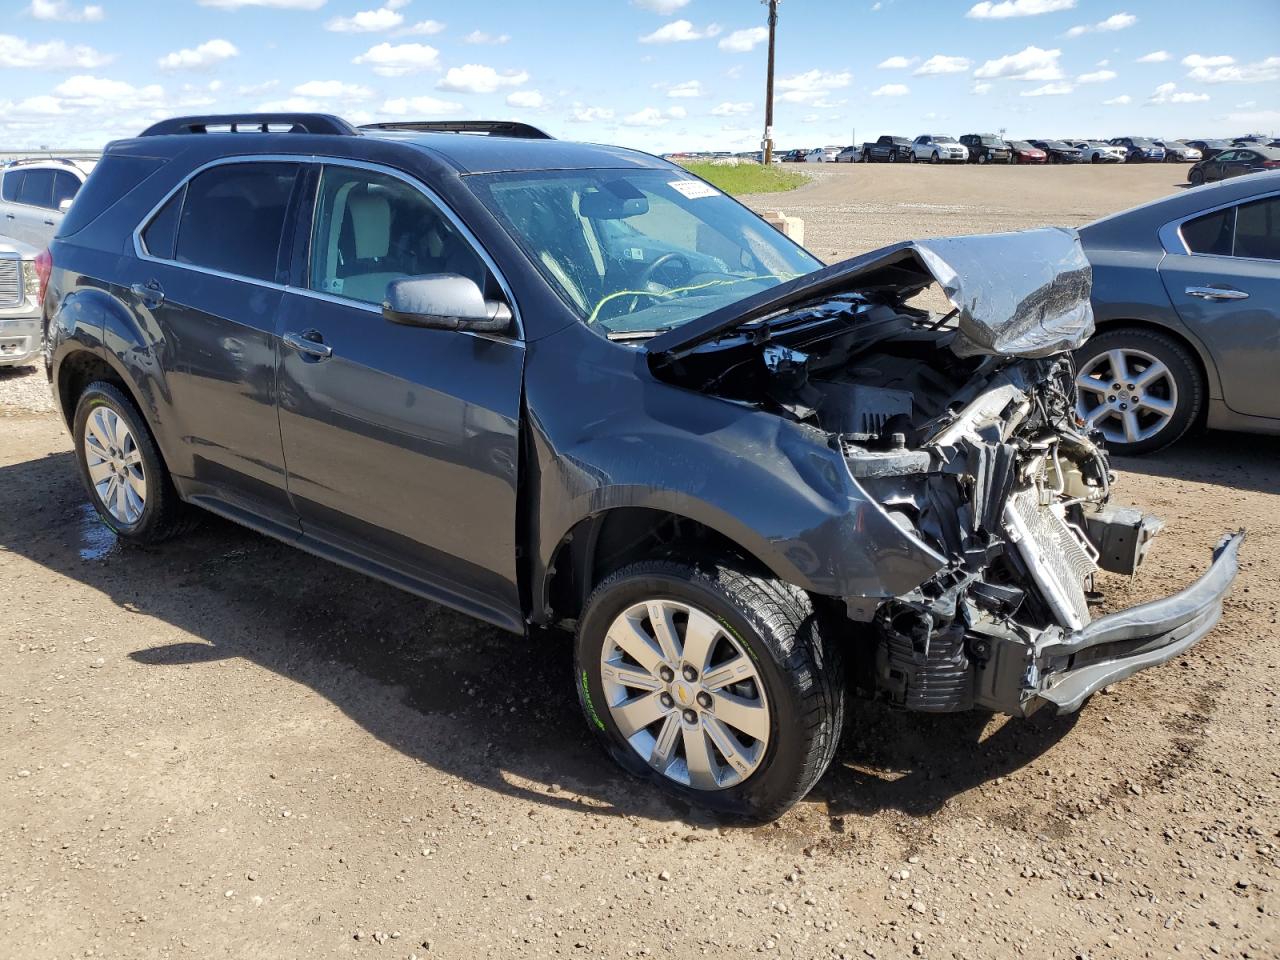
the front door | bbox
[1161,194,1280,419]
[276,163,525,629]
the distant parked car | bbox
[860,136,913,163]
[1186,140,1233,161]
[835,145,860,163]
[0,158,96,247]
[1187,145,1280,186]
[1076,171,1280,454]
[959,134,1012,164]
[780,149,808,163]
[1231,134,1268,145]
[909,135,968,164]
[805,146,840,163]
[1031,140,1084,164]
[1110,137,1166,163]
[1070,140,1126,164]
[1155,140,1203,163]
[1007,140,1048,164]
[0,236,44,368]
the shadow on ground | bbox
[4,446,1082,826]
[1112,429,1280,496]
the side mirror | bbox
[382,274,512,334]
[58,198,73,213]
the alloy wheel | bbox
[1075,347,1179,445]
[83,406,147,524]
[599,598,770,791]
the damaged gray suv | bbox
[46,114,1243,820]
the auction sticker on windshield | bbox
[669,180,720,199]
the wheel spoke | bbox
[649,714,680,769]
[1133,360,1169,389]
[601,662,662,692]
[681,724,719,791]
[701,655,754,691]
[110,412,129,451]
[88,411,113,451]
[646,601,682,664]
[710,690,770,742]
[607,615,665,676]
[1122,410,1141,443]
[1075,371,1108,396]
[1107,349,1130,384]
[1084,405,1113,428]
[1136,395,1175,416]
[125,468,147,500]
[122,449,143,467]
[87,459,114,483]
[680,609,721,674]
[611,692,666,738]
[705,717,753,778]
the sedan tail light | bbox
[1262,160,1280,169]
[34,248,52,307]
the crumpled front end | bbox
[649,227,1241,717]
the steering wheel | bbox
[637,252,693,290]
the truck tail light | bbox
[34,248,52,306]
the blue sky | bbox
[0,0,1276,150]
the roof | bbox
[361,129,670,175]
[1081,170,1280,244]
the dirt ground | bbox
[2,164,1276,960]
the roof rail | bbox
[359,120,555,140]
[2,157,86,168]
[138,113,360,137]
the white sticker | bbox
[668,179,720,200]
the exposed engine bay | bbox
[650,228,1239,717]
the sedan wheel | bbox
[1073,329,1203,454]
[83,406,147,525]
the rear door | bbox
[1160,194,1280,419]
[131,159,303,527]
[275,162,525,629]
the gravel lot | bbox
[2,165,1276,960]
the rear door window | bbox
[174,162,300,283]
[1233,196,1280,260]
[52,170,80,209]
[18,169,54,208]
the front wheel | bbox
[1189,168,1205,186]
[1072,328,1204,455]
[978,152,989,165]
[888,150,898,163]
[575,559,845,821]
[930,151,940,164]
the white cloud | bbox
[568,105,614,123]
[877,55,916,69]
[238,80,279,95]
[872,83,910,97]
[1147,82,1209,104]
[401,20,446,35]
[54,75,162,105]
[1076,69,1116,83]
[1136,51,1170,63]
[665,79,703,98]
[158,38,238,71]
[718,27,768,53]
[28,0,104,22]
[1102,94,1131,105]
[293,80,374,99]
[972,81,993,94]
[1021,81,1073,96]
[198,0,325,7]
[0,34,112,69]
[506,89,545,109]
[639,20,721,43]
[776,69,852,103]
[353,41,440,76]
[463,30,509,44]
[711,101,752,116]
[966,0,1075,19]
[1184,55,1279,84]
[632,0,689,13]
[973,45,1064,81]
[326,5,403,32]
[1065,12,1137,37]
[622,106,669,127]
[915,54,971,75]
[198,0,326,8]
[666,104,687,119]
[438,63,529,93]
[379,94,463,115]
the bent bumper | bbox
[978,531,1245,716]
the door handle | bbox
[1185,286,1249,301]
[43,219,55,226]
[129,280,165,307]
[4,213,13,220]
[283,330,333,360]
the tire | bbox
[930,152,940,164]
[575,559,846,821]
[861,150,870,163]
[1072,328,1204,456]
[1189,168,1205,186]
[888,150,898,163]
[73,381,196,543]
[978,152,989,165]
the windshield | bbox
[980,137,1004,147]
[1131,138,1157,147]
[1010,141,1034,150]
[470,168,821,336]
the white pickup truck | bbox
[0,158,96,248]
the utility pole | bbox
[762,0,779,164]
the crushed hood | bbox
[646,226,1094,362]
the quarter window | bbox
[1182,207,1235,256]
[52,170,80,209]
[174,162,300,283]
[1,171,22,203]
[142,187,184,261]
[307,165,489,306]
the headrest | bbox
[346,190,391,260]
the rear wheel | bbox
[1073,328,1203,455]
[73,382,195,543]
[575,559,845,821]
[930,151,940,164]
[1189,168,1205,186]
